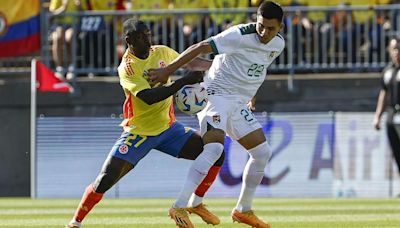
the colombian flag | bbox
[0,0,40,58]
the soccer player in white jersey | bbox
[150,1,284,227]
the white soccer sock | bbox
[189,193,203,207]
[236,141,271,212]
[174,143,224,208]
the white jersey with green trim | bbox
[205,23,285,102]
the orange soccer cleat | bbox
[187,203,220,225]
[168,207,194,228]
[231,209,270,228]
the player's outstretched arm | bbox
[184,57,213,72]
[149,41,212,85]
[373,89,387,130]
[137,71,204,105]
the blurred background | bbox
[0,0,399,199]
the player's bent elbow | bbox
[198,41,213,54]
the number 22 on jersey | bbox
[247,63,265,77]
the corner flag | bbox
[30,58,73,198]
[35,60,73,92]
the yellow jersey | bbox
[130,0,170,22]
[347,0,389,24]
[85,0,122,22]
[118,45,179,136]
[49,0,81,24]
[209,0,249,25]
[301,0,341,22]
[172,0,208,25]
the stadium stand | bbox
[2,2,399,76]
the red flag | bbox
[36,60,73,93]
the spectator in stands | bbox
[347,0,391,62]
[331,3,354,63]
[81,0,125,77]
[130,0,172,45]
[301,0,341,64]
[349,0,390,27]
[373,37,400,182]
[252,0,294,7]
[49,0,83,79]
[171,0,208,48]
[207,0,249,37]
[383,0,400,32]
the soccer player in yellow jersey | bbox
[65,19,224,228]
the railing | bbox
[1,5,399,76]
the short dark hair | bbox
[123,18,148,38]
[396,37,400,44]
[391,38,400,50]
[257,1,283,22]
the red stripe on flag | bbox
[36,60,72,93]
[0,33,40,58]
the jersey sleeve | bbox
[381,68,389,91]
[49,0,62,11]
[207,26,242,55]
[118,62,150,96]
[277,35,285,54]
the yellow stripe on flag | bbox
[0,0,40,25]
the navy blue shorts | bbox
[109,122,194,165]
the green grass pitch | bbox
[1,198,400,227]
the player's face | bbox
[256,15,282,44]
[390,42,400,66]
[127,28,151,55]
[137,29,152,50]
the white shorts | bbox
[197,95,262,140]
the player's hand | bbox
[373,117,381,130]
[247,97,256,111]
[148,68,171,87]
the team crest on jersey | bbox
[159,60,167,68]
[268,51,278,59]
[212,115,220,124]
[118,145,129,154]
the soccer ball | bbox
[175,83,207,115]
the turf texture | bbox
[0,198,399,227]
